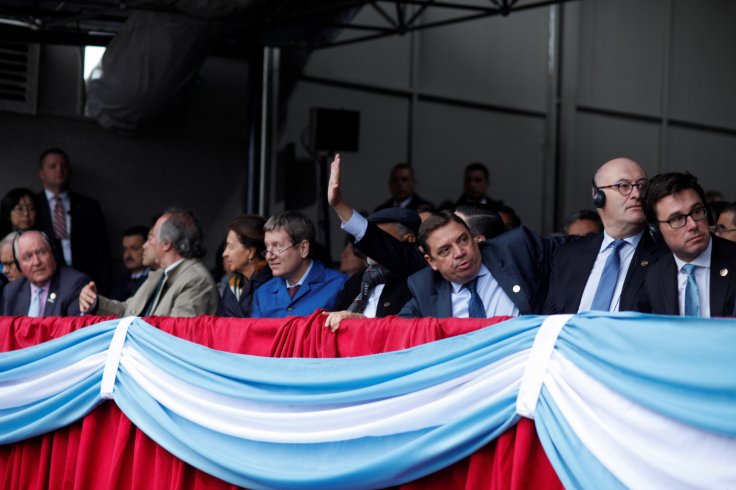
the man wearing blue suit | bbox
[328,154,562,318]
[251,211,346,318]
[1,230,90,316]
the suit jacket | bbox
[544,231,668,314]
[217,267,273,317]
[333,267,412,317]
[95,258,219,317]
[251,259,347,318]
[36,190,112,294]
[374,194,431,213]
[399,226,564,318]
[638,235,736,317]
[455,194,503,211]
[1,266,90,316]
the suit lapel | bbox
[484,249,531,314]
[568,235,602,310]
[659,257,680,315]
[709,237,736,317]
[620,233,665,309]
[17,280,32,315]
[433,278,453,317]
[44,270,62,316]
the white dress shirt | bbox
[674,238,712,318]
[44,189,72,266]
[450,264,519,317]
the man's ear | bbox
[424,253,438,271]
[160,240,173,252]
[299,240,310,259]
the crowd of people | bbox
[2,148,735,324]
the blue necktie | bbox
[683,264,700,317]
[465,277,486,318]
[28,288,43,317]
[591,239,625,311]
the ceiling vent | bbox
[0,41,39,114]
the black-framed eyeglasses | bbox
[260,242,298,258]
[658,206,708,229]
[1,260,15,269]
[715,224,736,235]
[596,180,647,196]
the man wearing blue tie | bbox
[639,172,736,317]
[0,230,90,316]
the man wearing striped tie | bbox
[639,172,736,317]
[0,230,90,316]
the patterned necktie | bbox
[143,272,167,316]
[683,264,700,317]
[348,264,388,313]
[53,197,68,240]
[465,277,486,318]
[591,239,625,311]
[28,287,43,317]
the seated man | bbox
[1,230,90,316]
[374,163,431,212]
[109,226,151,300]
[79,208,219,317]
[639,172,736,317]
[325,207,419,330]
[251,211,347,318]
[328,154,562,318]
[1,232,23,282]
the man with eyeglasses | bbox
[545,157,668,314]
[715,202,736,243]
[374,163,431,212]
[637,172,736,317]
[1,230,90,316]
[251,210,347,318]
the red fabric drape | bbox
[0,314,562,490]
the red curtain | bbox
[0,313,562,490]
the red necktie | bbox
[288,285,300,298]
[53,197,68,240]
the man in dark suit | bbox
[455,162,503,211]
[328,154,561,318]
[638,172,736,317]
[109,226,151,300]
[545,157,668,314]
[1,230,90,316]
[374,163,431,212]
[35,148,112,294]
[324,207,419,330]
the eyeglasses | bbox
[261,242,299,258]
[12,204,36,214]
[657,206,708,229]
[715,224,736,235]
[1,260,15,269]
[596,180,647,196]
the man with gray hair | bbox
[1,232,23,282]
[79,208,218,317]
[251,210,346,318]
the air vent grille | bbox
[0,41,39,114]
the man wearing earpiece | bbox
[0,230,90,316]
[545,157,668,313]
[637,172,736,317]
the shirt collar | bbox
[600,229,643,253]
[164,258,185,275]
[44,188,69,202]
[674,235,712,271]
[451,264,490,293]
[287,259,313,288]
[30,282,49,296]
[131,268,150,280]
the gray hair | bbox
[1,231,19,249]
[264,211,315,252]
[158,208,205,259]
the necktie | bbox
[683,264,701,317]
[143,272,167,316]
[53,197,68,240]
[28,287,43,317]
[348,264,388,313]
[591,239,625,311]
[288,284,301,299]
[465,277,486,318]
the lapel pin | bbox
[48,292,57,303]
[383,302,391,307]
[640,260,649,267]
[512,285,521,293]
[721,268,728,277]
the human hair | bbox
[158,207,205,259]
[39,147,69,167]
[498,204,522,229]
[1,231,19,249]
[264,210,315,253]
[12,230,53,260]
[227,214,266,256]
[720,202,736,225]
[390,163,414,178]
[415,202,436,215]
[418,210,470,256]
[122,225,149,241]
[642,172,707,224]
[464,162,489,180]
[563,209,603,234]
[0,187,37,238]
[464,213,504,239]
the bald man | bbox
[545,157,668,313]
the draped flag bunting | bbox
[1,312,735,489]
